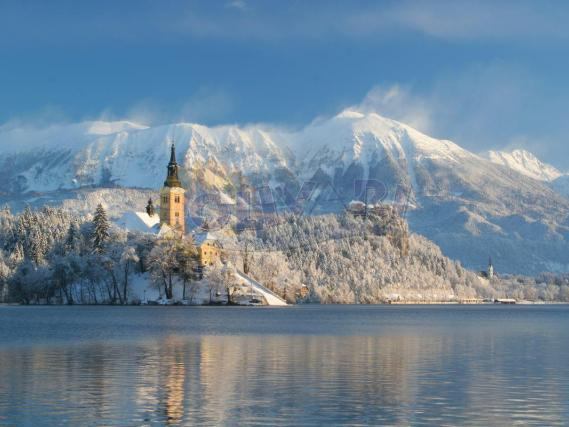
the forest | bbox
[1,204,569,304]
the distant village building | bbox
[478,257,495,279]
[159,144,185,234]
[347,200,392,217]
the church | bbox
[134,143,185,237]
[118,143,221,267]
[151,143,186,235]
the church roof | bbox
[193,231,220,246]
[116,211,160,234]
[164,143,183,188]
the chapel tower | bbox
[159,144,185,234]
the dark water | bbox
[1,305,569,426]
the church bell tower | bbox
[159,143,185,234]
[487,257,494,279]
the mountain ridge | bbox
[484,148,564,182]
[1,110,569,274]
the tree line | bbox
[1,203,569,305]
[0,204,200,304]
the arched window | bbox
[175,195,180,203]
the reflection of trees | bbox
[195,335,431,424]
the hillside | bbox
[2,111,569,274]
[3,205,567,305]
[484,149,563,182]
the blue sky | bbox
[2,0,569,166]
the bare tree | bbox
[120,246,139,303]
[176,237,199,301]
[147,237,179,300]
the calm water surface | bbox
[1,305,569,426]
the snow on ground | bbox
[116,211,160,233]
[128,271,286,306]
[234,271,287,306]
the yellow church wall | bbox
[198,241,222,266]
[159,186,186,234]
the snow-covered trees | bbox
[0,205,206,304]
[247,251,302,303]
[238,211,569,303]
[0,251,11,302]
[176,237,200,301]
[92,204,110,253]
[2,203,569,305]
[147,237,180,299]
[120,246,139,303]
[204,261,239,304]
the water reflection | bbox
[1,330,569,426]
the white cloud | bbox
[166,1,569,42]
[178,88,235,123]
[124,88,235,126]
[4,1,569,46]
[225,1,247,11]
[349,63,552,160]
[354,85,434,134]
[385,0,569,41]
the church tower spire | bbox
[159,142,185,234]
[164,143,182,188]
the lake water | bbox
[1,305,569,426]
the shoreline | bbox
[2,301,569,307]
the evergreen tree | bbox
[29,227,48,265]
[92,204,110,254]
[65,220,81,255]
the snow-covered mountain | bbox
[0,120,291,192]
[2,111,569,274]
[483,148,569,199]
[484,149,563,182]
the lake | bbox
[1,305,569,426]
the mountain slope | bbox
[1,111,569,274]
[0,121,291,192]
[288,112,569,273]
[484,149,563,182]
[483,148,569,199]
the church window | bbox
[163,196,168,203]
[175,195,180,203]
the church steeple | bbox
[164,143,182,188]
[159,142,186,234]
